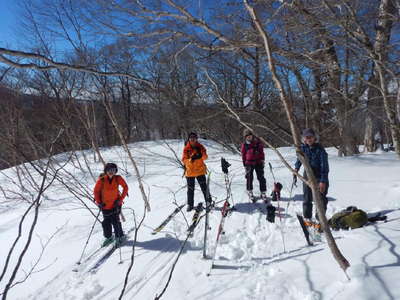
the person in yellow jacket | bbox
[182,132,212,212]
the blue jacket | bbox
[295,143,329,183]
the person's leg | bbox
[110,211,124,238]
[316,182,329,220]
[255,164,267,193]
[302,183,313,219]
[101,210,113,238]
[186,177,195,208]
[245,165,255,192]
[197,174,211,203]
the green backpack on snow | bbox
[328,206,368,230]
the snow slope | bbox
[1,140,399,300]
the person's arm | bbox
[182,146,190,164]
[200,145,208,161]
[294,144,303,171]
[259,142,265,162]
[241,143,246,166]
[117,176,129,204]
[319,148,329,183]
[93,179,103,205]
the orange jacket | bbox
[94,175,128,210]
[182,141,208,177]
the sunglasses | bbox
[189,136,197,139]
[304,136,315,139]
[106,168,117,174]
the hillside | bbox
[1,140,399,300]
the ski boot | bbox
[248,190,256,203]
[102,236,114,247]
[186,205,194,212]
[115,235,127,248]
[266,205,276,223]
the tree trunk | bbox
[244,0,350,275]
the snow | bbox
[1,140,400,300]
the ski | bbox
[207,200,231,275]
[188,202,204,235]
[203,173,212,259]
[74,226,135,273]
[151,204,185,235]
[296,214,314,246]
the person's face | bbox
[106,167,117,177]
[304,135,316,146]
[245,134,253,142]
[189,136,197,145]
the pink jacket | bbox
[241,138,265,166]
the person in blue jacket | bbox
[294,128,329,220]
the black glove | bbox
[114,198,122,208]
[293,174,297,185]
[221,157,231,174]
[191,152,202,162]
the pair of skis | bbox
[73,226,136,273]
[207,158,234,275]
[151,202,205,236]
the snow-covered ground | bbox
[1,140,399,300]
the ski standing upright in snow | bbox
[207,157,233,275]
[203,172,212,258]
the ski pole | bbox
[77,208,101,265]
[285,177,296,213]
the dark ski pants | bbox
[186,175,211,207]
[302,182,329,219]
[245,164,266,192]
[101,208,124,238]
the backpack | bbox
[328,206,368,230]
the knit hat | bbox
[188,132,198,139]
[243,129,253,138]
[104,162,118,173]
[302,128,316,137]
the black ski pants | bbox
[302,182,329,219]
[186,175,211,207]
[245,164,266,192]
[101,208,124,238]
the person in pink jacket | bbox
[241,129,266,202]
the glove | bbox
[191,152,202,162]
[114,198,122,207]
[97,202,105,209]
[293,174,297,185]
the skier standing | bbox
[241,129,267,202]
[94,163,129,247]
[182,132,212,212]
[294,128,329,221]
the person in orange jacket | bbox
[182,132,212,212]
[94,163,128,247]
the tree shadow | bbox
[278,194,337,202]
[359,224,400,300]
[122,236,201,253]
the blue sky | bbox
[0,0,19,47]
